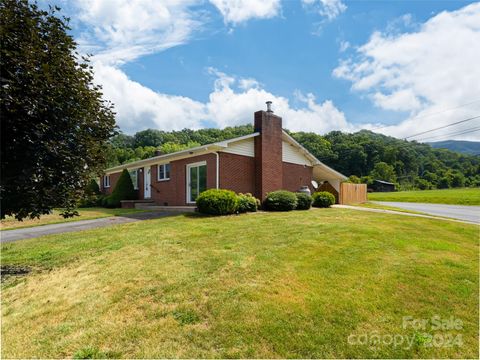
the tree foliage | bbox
[0,1,116,220]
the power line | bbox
[416,126,480,142]
[368,98,480,131]
[404,115,480,139]
[314,124,480,162]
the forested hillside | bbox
[428,140,480,155]
[106,126,480,190]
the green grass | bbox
[1,209,478,358]
[0,207,145,230]
[368,188,480,205]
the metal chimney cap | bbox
[266,101,273,113]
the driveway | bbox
[0,211,176,243]
[372,201,480,224]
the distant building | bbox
[370,180,395,192]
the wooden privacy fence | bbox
[339,183,367,204]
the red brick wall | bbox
[149,153,217,206]
[219,152,255,194]
[254,111,283,200]
[101,169,142,199]
[100,172,121,195]
[282,162,314,193]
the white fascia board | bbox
[104,144,225,174]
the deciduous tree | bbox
[0,0,116,220]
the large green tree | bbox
[0,1,116,220]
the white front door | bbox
[144,167,151,198]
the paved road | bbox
[0,212,176,243]
[372,201,480,224]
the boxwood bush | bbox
[104,169,136,208]
[264,190,297,211]
[295,192,312,210]
[312,191,335,208]
[196,189,239,215]
[237,193,259,213]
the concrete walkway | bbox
[335,204,478,225]
[0,212,176,243]
[372,201,480,224]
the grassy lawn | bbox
[1,209,478,358]
[0,208,145,230]
[368,188,480,205]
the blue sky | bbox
[59,0,480,141]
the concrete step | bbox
[135,204,196,212]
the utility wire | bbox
[404,115,480,139]
[369,98,480,131]
[415,126,480,142]
[314,124,480,162]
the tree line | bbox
[107,126,480,190]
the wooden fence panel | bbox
[339,183,367,204]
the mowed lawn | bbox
[0,208,145,230]
[368,187,480,205]
[1,209,478,358]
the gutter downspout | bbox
[213,152,219,189]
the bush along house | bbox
[100,103,348,207]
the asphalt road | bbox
[0,211,176,243]
[372,201,480,224]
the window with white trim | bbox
[129,169,138,190]
[103,175,111,188]
[157,163,171,181]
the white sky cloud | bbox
[72,0,480,141]
[94,64,351,134]
[302,0,347,20]
[72,0,352,135]
[74,0,203,65]
[334,2,480,141]
[209,0,281,24]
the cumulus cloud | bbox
[209,0,281,24]
[94,64,351,134]
[334,2,480,140]
[71,0,353,136]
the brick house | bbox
[100,107,347,206]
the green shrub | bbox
[104,169,136,208]
[79,179,102,207]
[264,190,297,211]
[237,193,259,213]
[295,192,312,210]
[78,194,101,208]
[86,179,101,195]
[312,191,335,208]
[196,189,239,215]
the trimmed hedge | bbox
[104,169,136,208]
[86,179,101,195]
[264,190,297,211]
[295,192,312,210]
[196,189,239,215]
[237,193,259,213]
[312,191,335,208]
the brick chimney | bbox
[254,103,283,200]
